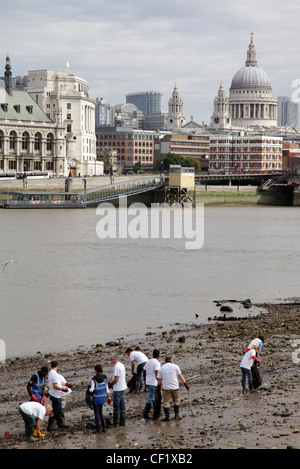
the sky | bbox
[1,0,300,124]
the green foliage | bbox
[133,161,145,174]
[155,152,201,172]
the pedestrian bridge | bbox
[82,177,165,206]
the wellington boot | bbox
[120,410,126,426]
[143,403,152,419]
[249,381,256,393]
[47,416,55,431]
[174,405,181,420]
[162,408,170,422]
[101,418,106,433]
[112,410,120,428]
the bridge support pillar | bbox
[164,186,196,207]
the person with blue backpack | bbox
[89,364,111,433]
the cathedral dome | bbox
[230,65,271,90]
[229,33,272,91]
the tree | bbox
[155,152,201,172]
[133,161,144,174]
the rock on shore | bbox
[1,300,300,450]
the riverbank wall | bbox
[0,176,299,206]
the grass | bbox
[196,191,260,205]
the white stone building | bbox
[18,68,103,176]
[0,57,66,176]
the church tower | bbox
[164,82,186,130]
[210,81,231,130]
[4,55,12,96]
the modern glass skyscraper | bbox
[126,91,162,116]
[277,96,298,128]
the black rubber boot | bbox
[174,405,181,420]
[143,403,152,419]
[101,417,106,433]
[163,408,170,421]
[120,410,126,426]
[94,421,101,433]
[112,410,120,427]
[47,416,55,431]
[242,380,247,393]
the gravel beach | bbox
[1,299,300,451]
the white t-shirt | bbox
[247,338,263,351]
[157,362,182,390]
[129,351,148,365]
[112,361,127,392]
[240,349,257,370]
[144,358,161,386]
[19,402,46,420]
[48,369,69,398]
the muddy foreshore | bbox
[1,300,300,451]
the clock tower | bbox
[164,82,186,130]
[210,81,231,130]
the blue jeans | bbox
[113,390,125,411]
[93,403,105,424]
[241,367,252,383]
[50,395,62,417]
[146,385,157,405]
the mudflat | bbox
[1,300,300,450]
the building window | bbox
[9,131,17,151]
[34,132,42,151]
[46,133,54,152]
[22,132,30,151]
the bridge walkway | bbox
[81,177,165,205]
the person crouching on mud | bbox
[240,345,260,393]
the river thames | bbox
[1,204,300,359]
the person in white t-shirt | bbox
[108,355,127,427]
[18,401,53,442]
[143,349,161,419]
[157,355,189,421]
[47,360,72,430]
[126,347,148,393]
[246,335,264,355]
[240,345,260,393]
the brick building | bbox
[96,126,156,173]
[209,134,282,171]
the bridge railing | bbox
[85,177,164,204]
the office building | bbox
[126,91,162,116]
[96,126,156,173]
[209,134,282,171]
[277,96,298,128]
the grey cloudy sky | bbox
[1,0,300,123]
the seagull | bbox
[3,260,18,271]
